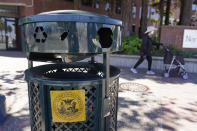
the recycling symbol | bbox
[34,26,47,43]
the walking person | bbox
[131,26,162,75]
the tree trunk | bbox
[179,0,193,25]
[121,0,133,38]
[99,0,105,10]
[109,0,116,17]
[74,0,80,9]
[159,0,164,41]
[179,0,184,25]
[165,0,171,25]
[139,0,148,38]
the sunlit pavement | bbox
[118,68,197,131]
[0,51,197,131]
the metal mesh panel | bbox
[26,63,120,131]
[109,78,119,131]
[49,85,98,131]
[29,82,42,131]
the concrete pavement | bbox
[0,51,197,131]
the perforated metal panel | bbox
[29,82,42,131]
[108,78,119,131]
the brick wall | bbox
[0,0,32,5]
[160,26,197,50]
[33,0,74,14]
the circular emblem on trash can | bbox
[50,90,86,122]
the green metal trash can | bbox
[19,10,122,131]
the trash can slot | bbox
[60,30,69,41]
[97,28,113,48]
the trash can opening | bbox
[27,63,120,81]
[97,28,113,48]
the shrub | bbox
[122,34,142,55]
[121,35,197,58]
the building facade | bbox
[0,0,153,51]
[0,0,196,51]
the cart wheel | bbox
[182,73,188,80]
[164,72,169,78]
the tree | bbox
[165,0,171,25]
[121,0,133,38]
[109,0,116,17]
[0,19,4,43]
[74,0,80,9]
[179,0,193,25]
[158,0,164,39]
[151,0,165,40]
[139,0,148,38]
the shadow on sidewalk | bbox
[120,67,197,84]
[117,91,197,131]
[0,70,25,86]
[0,51,25,58]
[0,114,30,131]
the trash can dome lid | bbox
[19,10,122,26]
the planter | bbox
[93,54,197,73]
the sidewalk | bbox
[118,68,197,131]
[0,51,197,131]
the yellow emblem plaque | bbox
[50,90,86,122]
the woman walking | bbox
[131,26,162,75]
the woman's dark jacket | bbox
[140,34,162,56]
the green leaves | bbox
[122,34,142,55]
[122,35,197,58]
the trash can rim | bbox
[25,71,120,85]
[25,63,120,82]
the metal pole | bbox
[103,48,110,97]
[102,48,110,131]
[28,60,33,68]
[91,56,95,63]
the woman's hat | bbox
[145,26,157,34]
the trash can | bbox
[0,94,6,123]
[19,10,122,131]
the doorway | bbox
[0,17,17,50]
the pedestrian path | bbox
[0,51,197,131]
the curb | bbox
[93,54,197,73]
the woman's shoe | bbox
[146,70,155,75]
[130,68,138,74]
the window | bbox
[192,4,197,11]
[115,0,121,14]
[132,24,135,33]
[82,0,99,8]
[151,8,159,20]
[147,6,150,18]
[192,0,197,11]
[139,7,142,19]
[139,6,151,19]
[105,1,110,11]
[82,0,92,7]
[132,5,136,19]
